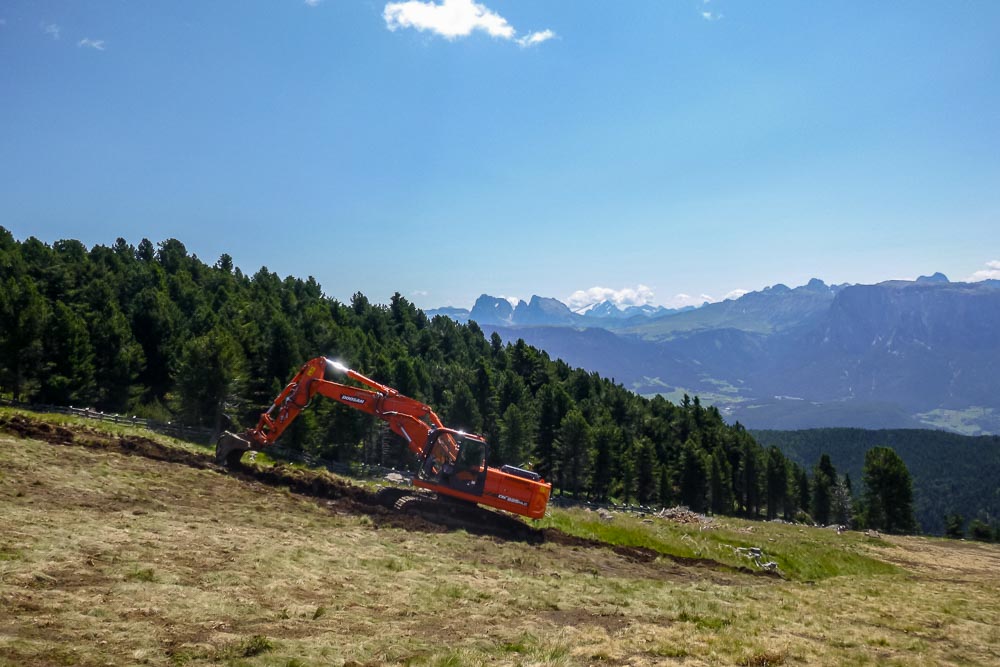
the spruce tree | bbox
[861,446,917,534]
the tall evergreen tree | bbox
[634,437,657,505]
[796,466,811,517]
[811,453,838,525]
[498,403,531,467]
[765,447,788,520]
[589,422,619,502]
[535,384,570,482]
[709,451,733,515]
[38,301,95,405]
[679,439,709,513]
[175,327,244,437]
[0,276,48,400]
[738,437,762,517]
[555,410,592,497]
[861,446,917,534]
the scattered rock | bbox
[732,545,781,574]
[655,506,711,525]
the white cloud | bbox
[723,289,749,301]
[667,293,715,308]
[516,29,555,48]
[77,38,105,51]
[701,11,723,21]
[43,23,61,39]
[566,285,656,310]
[967,259,1000,282]
[499,295,521,308]
[304,0,323,6]
[383,0,554,46]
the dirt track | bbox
[0,413,771,579]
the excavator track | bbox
[392,493,542,542]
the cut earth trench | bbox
[0,412,779,580]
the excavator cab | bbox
[418,428,487,497]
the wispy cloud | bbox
[77,38,106,51]
[516,29,555,48]
[667,293,715,308]
[967,259,1000,282]
[42,23,61,40]
[499,295,521,308]
[723,289,749,301]
[383,0,554,46]
[304,0,323,6]
[700,0,723,21]
[566,285,655,310]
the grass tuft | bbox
[677,610,731,629]
[739,650,786,666]
[235,634,274,657]
[126,566,157,582]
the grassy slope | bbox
[2,411,999,666]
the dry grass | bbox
[2,417,999,666]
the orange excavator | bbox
[215,356,551,520]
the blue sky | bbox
[2,1,998,310]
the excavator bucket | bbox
[215,431,254,467]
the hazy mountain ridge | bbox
[427,276,1000,434]
[426,294,689,328]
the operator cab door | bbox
[418,430,487,497]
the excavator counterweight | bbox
[215,356,551,520]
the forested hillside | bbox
[0,228,827,518]
[755,428,1000,536]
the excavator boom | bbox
[216,356,551,519]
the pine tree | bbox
[944,513,965,539]
[634,437,657,505]
[535,384,570,483]
[679,439,709,513]
[811,453,837,526]
[0,276,48,400]
[589,422,619,502]
[765,447,788,520]
[38,301,96,405]
[498,403,531,467]
[709,451,733,515]
[175,327,244,437]
[555,410,592,497]
[861,446,917,534]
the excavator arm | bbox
[237,356,443,455]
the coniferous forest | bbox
[1,229,927,531]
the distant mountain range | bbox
[426,274,1000,435]
[426,295,694,328]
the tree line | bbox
[0,229,917,532]
[755,427,1000,539]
